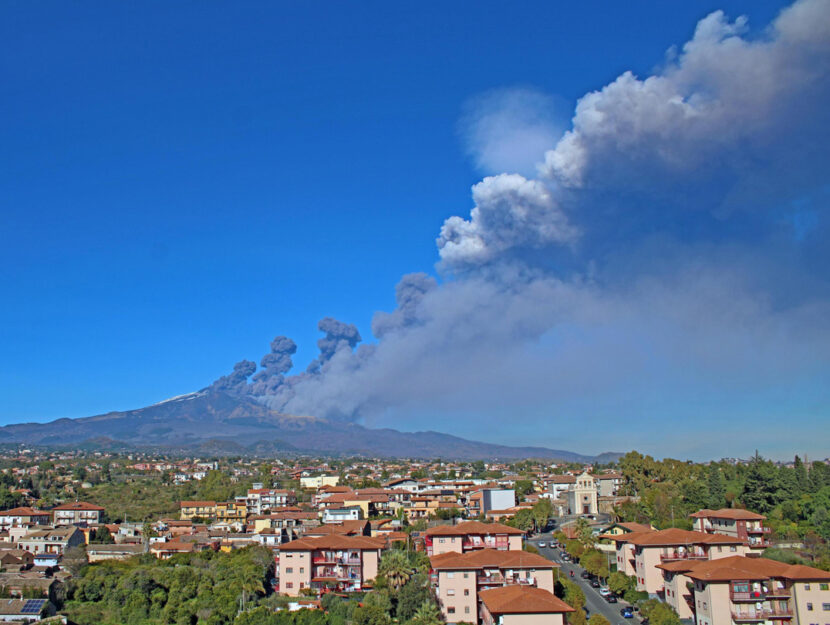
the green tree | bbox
[409,599,441,625]
[397,574,432,622]
[707,464,727,509]
[794,456,809,495]
[741,453,779,513]
[90,526,115,544]
[639,599,681,625]
[588,615,611,625]
[378,550,412,592]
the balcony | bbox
[746,526,771,534]
[731,590,767,602]
[660,551,708,562]
[731,606,793,620]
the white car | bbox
[599,587,612,597]
[537,541,546,548]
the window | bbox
[822,584,830,591]
[439,538,445,544]
[447,572,455,579]
[447,607,455,614]
[806,602,813,610]
[447,589,455,596]
[285,582,293,588]
[823,603,830,611]
[464,589,470,596]
[463,572,469,579]
[806,584,812,590]
[464,607,470,614]
[299,567,304,573]
[730,546,737,552]
[285,567,293,573]
[717,546,722,552]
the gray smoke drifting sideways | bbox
[207,0,830,454]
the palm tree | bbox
[378,550,412,592]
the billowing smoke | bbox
[209,360,256,395]
[249,336,296,396]
[208,0,830,456]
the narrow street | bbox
[528,530,641,625]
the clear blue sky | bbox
[3,1,826,460]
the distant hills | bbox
[0,390,622,462]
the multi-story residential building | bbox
[690,508,771,550]
[479,586,574,625]
[216,501,247,523]
[299,475,340,490]
[0,507,51,531]
[430,548,558,623]
[565,471,598,516]
[51,502,105,526]
[425,521,524,556]
[468,489,516,517]
[278,535,385,596]
[595,472,624,497]
[545,475,576,501]
[180,501,217,520]
[17,526,85,557]
[608,528,748,594]
[245,489,297,515]
[665,554,830,625]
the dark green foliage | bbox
[63,546,274,625]
[396,574,433,622]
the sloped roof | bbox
[426,520,524,537]
[279,535,385,551]
[430,548,556,571]
[689,508,766,521]
[479,586,574,615]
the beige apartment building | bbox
[277,535,384,596]
[690,508,771,550]
[425,521,524,556]
[51,501,105,526]
[430,548,558,623]
[479,586,574,625]
[669,554,830,625]
[609,528,748,594]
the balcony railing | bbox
[660,552,708,562]
[731,606,793,620]
[746,526,771,534]
[731,590,767,602]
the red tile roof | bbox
[279,535,385,551]
[689,508,766,521]
[425,520,524,537]
[479,586,574,615]
[52,501,105,511]
[430,548,557,570]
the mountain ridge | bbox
[0,391,622,462]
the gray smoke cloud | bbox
[249,336,297,396]
[208,0,830,456]
[209,359,256,395]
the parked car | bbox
[598,588,612,596]
[620,606,634,618]
[590,580,601,588]
[604,594,618,603]
[561,554,571,561]
[537,541,546,548]
[580,571,591,579]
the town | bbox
[0,449,827,625]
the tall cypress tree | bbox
[794,455,808,495]
[707,463,727,509]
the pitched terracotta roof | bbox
[279,535,385,551]
[678,555,830,583]
[479,586,574,615]
[430,548,557,570]
[0,508,48,516]
[52,501,105,511]
[179,501,216,507]
[612,528,743,547]
[425,520,524,537]
[689,508,766,521]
